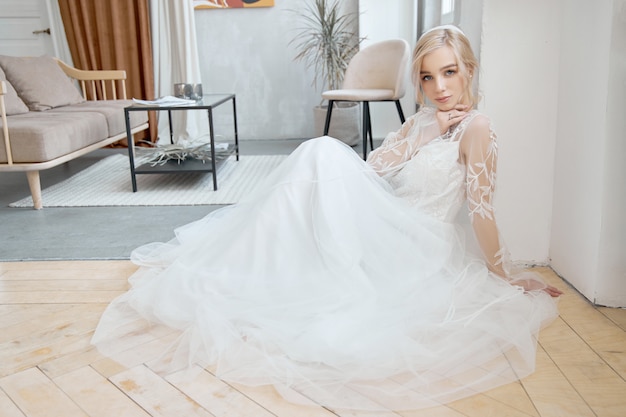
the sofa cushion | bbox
[0,66,29,115]
[0,111,109,163]
[0,55,85,111]
[50,100,148,137]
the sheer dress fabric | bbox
[92,108,558,411]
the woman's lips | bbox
[435,96,451,103]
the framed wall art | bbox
[194,0,275,9]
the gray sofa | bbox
[0,56,149,209]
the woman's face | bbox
[419,45,468,111]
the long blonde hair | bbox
[412,26,479,108]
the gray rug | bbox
[10,154,287,208]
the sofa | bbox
[0,55,149,209]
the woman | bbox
[93,25,561,411]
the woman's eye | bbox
[445,69,456,76]
[422,75,432,81]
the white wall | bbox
[481,0,626,306]
[550,0,626,306]
[479,0,560,265]
[596,0,626,306]
[457,0,483,54]
[358,0,417,138]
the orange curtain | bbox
[58,0,157,144]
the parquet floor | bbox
[1,261,625,416]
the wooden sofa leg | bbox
[26,171,43,209]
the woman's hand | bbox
[515,278,564,298]
[542,285,564,297]
[436,104,470,135]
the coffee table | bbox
[123,93,239,192]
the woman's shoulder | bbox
[458,111,496,156]
[409,107,495,141]
[466,111,492,129]
[462,111,495,139]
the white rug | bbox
[10,154,287,208]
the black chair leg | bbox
[362,101,370,160]
[367,109,373,151]
[395,100,405,123]
[323,100,334,136]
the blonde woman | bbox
[93,25,561,411]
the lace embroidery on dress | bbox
[368,108,511,276]
[459,117,510,273]
[366,108,441,180]
[465,126,497,222]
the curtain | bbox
[150,0,208,145]
[45,0,74,65]
[58,0,157,143]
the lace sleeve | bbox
[459,115,508,276]
[366,109,441,178]
[460,115,552,293]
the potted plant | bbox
[290,0,363,146]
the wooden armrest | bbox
[54,59,128,100]
[1,80,13,164]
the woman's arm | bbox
[459,116,503,273]
[367,110,440,177]
[459,116,562,297]
[366,116,417,174]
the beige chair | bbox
[322,39,410,159]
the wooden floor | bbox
[0,261,625,417]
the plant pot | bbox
[313,102,361,147]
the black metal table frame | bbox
[123,94,239,192]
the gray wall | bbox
[194,0,358,140]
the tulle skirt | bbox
[92,136,558,411]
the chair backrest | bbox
[342,39,410,99]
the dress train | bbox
[92,136,558,410]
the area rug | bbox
[9,154,287,208]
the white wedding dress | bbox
[92,108,558,411]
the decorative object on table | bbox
[133,96,197,106]
[173,83,191,99]
[173,83,203,100]
[289,0,364,146]
[137,142,231,166]
[190,83,203,100]
[194,0,274,9]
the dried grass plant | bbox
[289,0,363,93]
